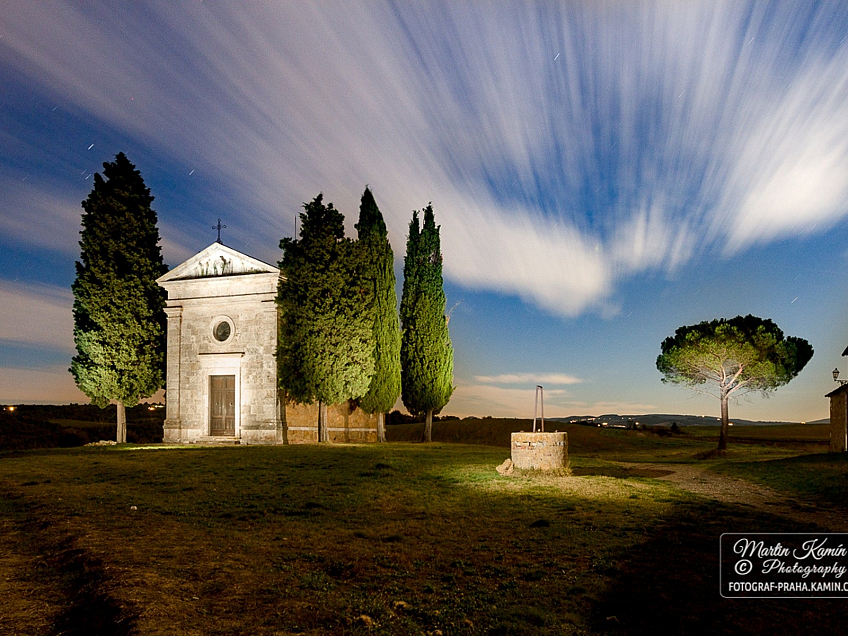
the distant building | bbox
[156,243,377,444]
[825,383,848,452]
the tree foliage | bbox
[355,187,401,441]
[657,315,813,450]
[70,152,167,442]
[400,204,454,441]
[277,194,375,439]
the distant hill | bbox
[547,414,827,427]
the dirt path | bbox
[617,461,848,532]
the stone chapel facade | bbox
[156,242,378,444]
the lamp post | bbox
[833,368,848,386]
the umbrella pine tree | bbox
[657,315,813,452]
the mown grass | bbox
[0,444,676,635]
[1,426,847,635]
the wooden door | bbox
[210,375,235,435]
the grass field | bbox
[388,419,831,462]
[1,422,847,635]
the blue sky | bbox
[2,1,848,422]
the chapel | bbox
[156,242,378,444]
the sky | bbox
[2,1,848,422]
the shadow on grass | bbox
[49,539,134,636]
[591,501,848,636]
[1,493,136,636]
[712,453,848,507]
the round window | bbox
[213,321,231,342]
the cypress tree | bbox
[400,204,454,442]
[400,210,421,336]
[71,152,167,443]
[277,194,375,442]
[355,187,401,443]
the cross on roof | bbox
[213,218,227,243]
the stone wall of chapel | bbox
[163,306,182,433]
[162,273,281,444]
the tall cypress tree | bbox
[400,204,454,442]
[277,193,375,442]
[400,210,421,337]
[71,152,167,443]
[355,187,401,443]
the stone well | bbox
[510,431,568,470]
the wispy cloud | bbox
[0,176,83,255]
[0,280,74,351]
[4,1,848,316]
[446,382,656,418]
[474,373,582,386]
[715,52,848,252]
[447,383,572,418]
[157,220,203,268]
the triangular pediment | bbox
[157,243,278,283]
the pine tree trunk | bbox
[117,401,127,444]
[718,392,729,451]
[377,412,386,443]
[423,409,433,443]
[318,401,329,443]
